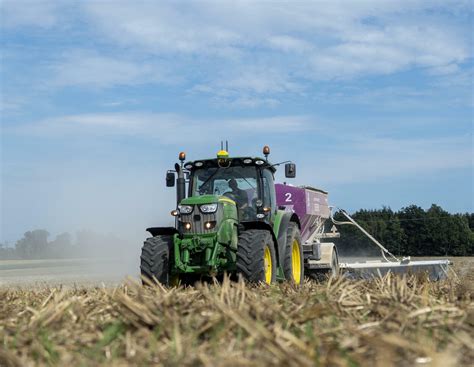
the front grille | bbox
[189,250,205,266]
[180,205,223,234]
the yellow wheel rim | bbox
[291,239,301,284]
[264,246,273,284]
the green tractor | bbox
[140,145,304,285]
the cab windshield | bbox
[191,165,259,219]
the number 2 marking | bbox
[285,193,292,202]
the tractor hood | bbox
[177,194,238,236]
[180,195,236,206]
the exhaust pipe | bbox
[175,163,185,205]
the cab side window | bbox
[262,169,276,212]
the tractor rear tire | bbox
[140,235,174,286]
[283,222,304,285]
[236,230,277,284]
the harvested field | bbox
[1,262,473,367]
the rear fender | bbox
[146,227,178,237]
[273,211,301,266]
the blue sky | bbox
[1,0,473,243]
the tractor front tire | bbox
[140,235,174,286]
[236,230,277,284]
[283,222,304,285]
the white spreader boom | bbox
[331,209,451,280]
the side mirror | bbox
[166,172,175,187]
[285,163,296,178]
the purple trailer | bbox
[275,183,450,280]
[276,184,340,277]
[276,184,329,242]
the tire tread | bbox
[236,229,276,283]
[140,235,173,285]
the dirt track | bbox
[0,259,138,287]
[1,256,472,287]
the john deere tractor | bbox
[140,146,303,285]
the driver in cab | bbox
[225,178,248,212]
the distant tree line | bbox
[333,204,473,257]
[0,230,127,260]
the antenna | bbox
[226,140,228,151]
[220,141,223,150]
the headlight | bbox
[200,203,218,213]
[178,205,193,214]
[183,222,192,230]
[204,221,216,230]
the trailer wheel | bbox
[236,230,276,284]
[140,235,174,286]
[307,247,339,281]
[329,248,340,277]
[283,222,304,285]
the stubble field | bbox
[0,257,473,366]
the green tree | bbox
[15,230,50,259]
[398,205,429,256]
[48,232,73,258]
[463,213,474,230]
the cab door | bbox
[261,168,277,223]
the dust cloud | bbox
[1,166,179,286]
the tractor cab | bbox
[166,146,296,227]
[185,154,277,222]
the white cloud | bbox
[219,70,300,95]
[267,36,313,53]
[312,82,474,110]
[9,112,472,184]
[9,113,316,142]
[428,64,461,76]
[0,97,25,112]
[82,2,243,55]
[433,66,474,88]
[3,1,472,103]
[189,65,304,108]
[1,0,61,28]
[224,115,313,132]
[224,96,280,108]
[51,51,173,88]
[75,1,472,98]
[190,66,303,107]
[309,23,470,80]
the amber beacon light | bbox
[263,145,270,160]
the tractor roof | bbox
[184,157,276,173]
